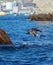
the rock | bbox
[28,14,53,21]
[0,29,12,45]
[27,28,41,37]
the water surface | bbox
[0,15,53,65]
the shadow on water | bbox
[0,42,52,50]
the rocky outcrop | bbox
[0,29,12,45]
[28,14,53,21]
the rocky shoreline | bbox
[28,13,53,21]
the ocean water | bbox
[0,15,53,65]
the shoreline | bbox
[28,13,53,21]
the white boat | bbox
[0,11,7,16]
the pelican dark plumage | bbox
[27,28,41,36]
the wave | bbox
[0,41,53,50]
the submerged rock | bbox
[0,29,12,45]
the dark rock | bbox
[28,13,53,21]
[0,29,12,45]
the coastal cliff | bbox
[33,0,53,14]
[28,0,53,21]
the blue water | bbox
[0,15,53,65]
